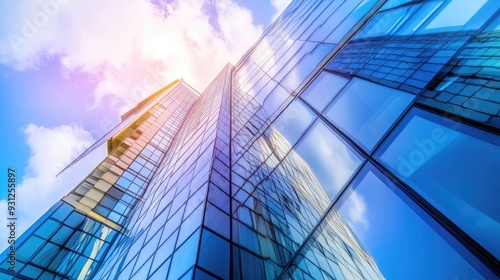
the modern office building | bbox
[1,0,499,279]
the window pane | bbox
[197,229,229,279]
[273,99,316,146]
[333,165,493,279]
[295,120,363,199]
[34,219,59,239]
[377,108,500,258]
[426,0,487,29]
[204,203,230,239]
[300,71,348,112]
[281,43,335,93]
[359,7,413,37]
[325,78,414,151]
[168,230,200,280]
[17,236,45,262]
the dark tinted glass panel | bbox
[197,229,229,279]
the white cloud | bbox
[346,191,369,231]
[270,0,292,21]
[0,0,263,113]
[0,124,98,250]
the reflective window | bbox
[17,236,44,262]
[34,219,59,239]
[168,230,200,280]
[51,225,73,245]
[197,229,229,279]
[358,5,416,37]
[300,71,348,112]
[281,43,335,93]
[399,2,444,34]
[324,78,414,152]
[273,99,316,146]
[52,202,73,222]
[358,0,498,37]
[486,13,500,30]
[262,84,290,119]
[20,265,43,278]
[377,108,500,258]
[325,0,378,43]
[381,0,416,10]
[295,120,363,199]
[333,164,494,279]
[426,0,487,30]
[204,203,230,239]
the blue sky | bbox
[0,0,290,248]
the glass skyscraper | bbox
[2,0,499,279]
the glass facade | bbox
[1,0,499,279]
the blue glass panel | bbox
[273,99,316,146]
[51,202,73,222]
[326,0,379,43]
[425,0,488,30]
[300,71,348,113]
[34,219,59,239]
[240,248,265,279]
[153,231,176,272]
[178,203,203,245]
[16,236,44,262]
[309,0,361,43]
[50,225,73,245]
[261,85,290,121]
[381,0,415,10]
[356,5,418,38]
[132,257,152,279]
[398,2,445,35]
[67,255,89,279]
[281,43,335,93]
[377,108,500,258]
[333,164,494,279]
[204,203,230,239]
[31,242,57,266]
[64,211,85,228]
[233,220,260,254]
[324,78,414,152]
[168,230,199,280]
[207,184,229,213]
[150,257,171,279]
[194,268,218,280]
[179,268,194,280]
[197,229,229,279]
[47,248,69,271]
[20,265,43,278]
[295,120,363,199]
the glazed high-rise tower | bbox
[2,0,499,279]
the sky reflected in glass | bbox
[295,120,363,199]
[325,77,414,152]
[300,71,348,112]
[377,109,500,258]
[336,164,494,279]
